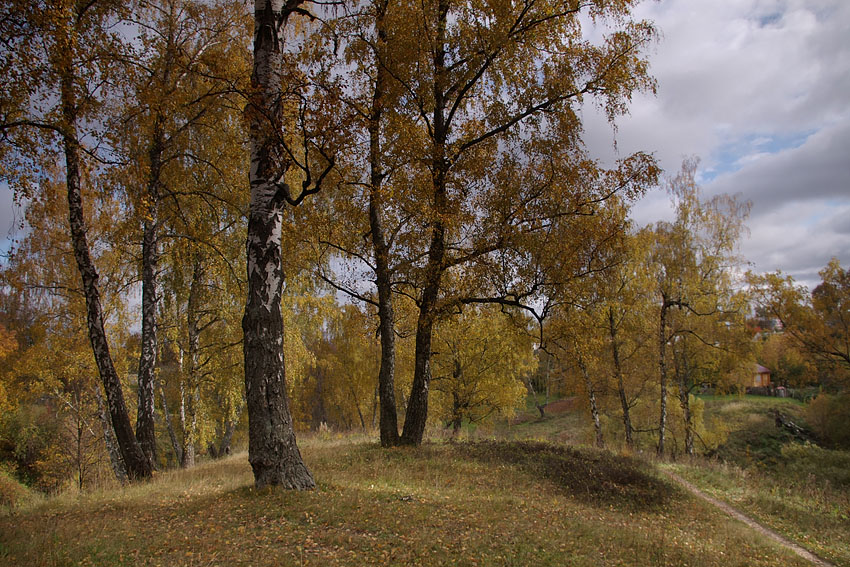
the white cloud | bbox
[582,0,850,286]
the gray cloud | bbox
[707,120,850,211]
[0,185,21,257]
[586,0,850,165]
[582,0,850,289]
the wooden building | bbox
[752,364,772,388]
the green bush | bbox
[0,404,60,489]
[805,393,850,449]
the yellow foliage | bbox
[430,306,534,431]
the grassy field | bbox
[0,395,845,566]
[669,395,850,567]
[0,436,816,567]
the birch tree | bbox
[243,0,340,489]
[390,0,658,446]
[431,306,533,435]
[649,160,750,456]
[111,0,249,468]
[0,0,152,479]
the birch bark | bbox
[243,0,314,489]
[136,115,164,469]
[58,17,151,480]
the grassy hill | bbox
[669,395,850,567]
[0,395,846,566]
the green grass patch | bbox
[698,395,810,467]
[495,398,590,445]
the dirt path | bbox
[664,471,834,567]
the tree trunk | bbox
[311,364,328,430]
[158,379,183,466]
[178,377,195,468]
[577,354,604,449]
[243,0,314,490]
[657,300,670,457]
[181,257,204,469]
[354,394,366,430]
[608,308,633,447]
[451,388,463,436]
[135,117,164,470]
[400,0,449,447]
[217,402,243,457]
[59,41,151,480]
[371,383,379,429]
[674,347,695,456]
[400,306,438,445]
[368,0,400,448]
[95,388,127,482]
[76,415,84,491]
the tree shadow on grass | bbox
[459,440,682,512]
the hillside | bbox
[1,395,847,567]
[0,441,819,566]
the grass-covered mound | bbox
[461,440,673,510]
[0,438,813,567]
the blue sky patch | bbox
[699,130,815,183]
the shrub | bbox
[0,404,60,490]
[805,393,850,449]
[0,466,35,509]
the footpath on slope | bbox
[664,471,834,567]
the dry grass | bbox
[669,395,850,566]
[0,437,815,567]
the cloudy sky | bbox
[2,0,849,290]
[586,0,850,290]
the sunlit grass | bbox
[0,438,815,567]
[672,395,850,566]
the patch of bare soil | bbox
[512,397,578,424]
[542,397,577,414]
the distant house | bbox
[752,364,772,388]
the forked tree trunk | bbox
[59,41,151,480]
[243,0,314,489]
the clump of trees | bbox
[750,259,850,447]
[537,160,752,456]
[2,0,846,495]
